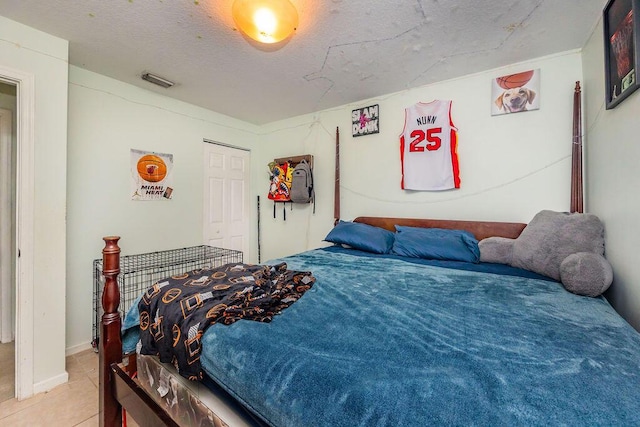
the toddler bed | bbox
[99,216,640,426]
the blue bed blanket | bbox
[125,248,640,426]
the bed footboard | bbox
[99,236,181,427]
[99,236,123,427]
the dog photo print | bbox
[492,69,540,116]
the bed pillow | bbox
[510,210,605,281]
[391,226,480,263]
[324,221,395,254]
[479,237,515,265]
[560,252,613,297]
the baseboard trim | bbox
[33,371,69,395]
[65,341,93,356]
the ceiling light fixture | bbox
[232,0,298,44]
[141,72,175,88]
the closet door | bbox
[202,142,250,260]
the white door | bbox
[203,142,251,260]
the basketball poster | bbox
[131,149,174,201]
[352,104,380,137]
[491,69,540,116]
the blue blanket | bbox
[125,248,640,426]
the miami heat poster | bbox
[131,149,174,200]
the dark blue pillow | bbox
[324,221,395,254]
[391,226,480,263]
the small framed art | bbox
[351,104,379,137]
[491,69,540,116]
[603,0,640,109]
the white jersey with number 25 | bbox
[400,100,460,191]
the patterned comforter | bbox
[138,262,315,380]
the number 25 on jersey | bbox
[407,127,442,152]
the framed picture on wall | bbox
[491,69,540,116]
[603,0,640,109]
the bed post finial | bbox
[99,236,123,427]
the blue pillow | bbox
[324,221,395,254]
[391,226,480,263]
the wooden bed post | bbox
[99,236,123,427]
[571,81,584,213]
[334,126,340,226]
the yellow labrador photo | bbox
[495,87,536,113]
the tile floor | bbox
[0,348,139,427]
[0,342,15,403]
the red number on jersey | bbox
[408,127,442,152]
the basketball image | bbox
[495,70,535,89]
[137,154,167,182]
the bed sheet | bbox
[196,247,640,426]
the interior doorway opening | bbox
[0,82,16,402]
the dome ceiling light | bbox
[232,0,299,44]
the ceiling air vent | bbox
[141,72,174,88]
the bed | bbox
[98,214,640,426]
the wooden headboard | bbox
[354,216,526,241]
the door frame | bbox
[0,65,36,400]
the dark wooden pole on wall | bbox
[99,236,123,427]
[334,127,340,226]
[571,81,584,213]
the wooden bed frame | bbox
[99,84,584,426]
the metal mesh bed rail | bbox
[92,245,243,348]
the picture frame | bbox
[603,0,640,109]
[491,69,540,116]
[351,104,379,137]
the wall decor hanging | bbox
[399,100,460,191]
[267,154,314,219]
[352,104,379,137]
[491,69,540,116]
[131,149,174,200]
[604,0,639,109]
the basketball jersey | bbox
[400,100,460,191]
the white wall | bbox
[582,19,640,330]
[258,51,584,261]
[66,67,261,352]
[0,16,69,392]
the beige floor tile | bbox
[0,392,45,419]
[0,383,14,404]
[87,368,99,388]
[0,351,100,425]
[73,414,98,427]
[0,341,15,404]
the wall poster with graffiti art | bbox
[352,104,379,137]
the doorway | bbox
[0,84,16,402]
[202,141,251,260]
[0,65,36,401]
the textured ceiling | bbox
[0,0,605,125]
